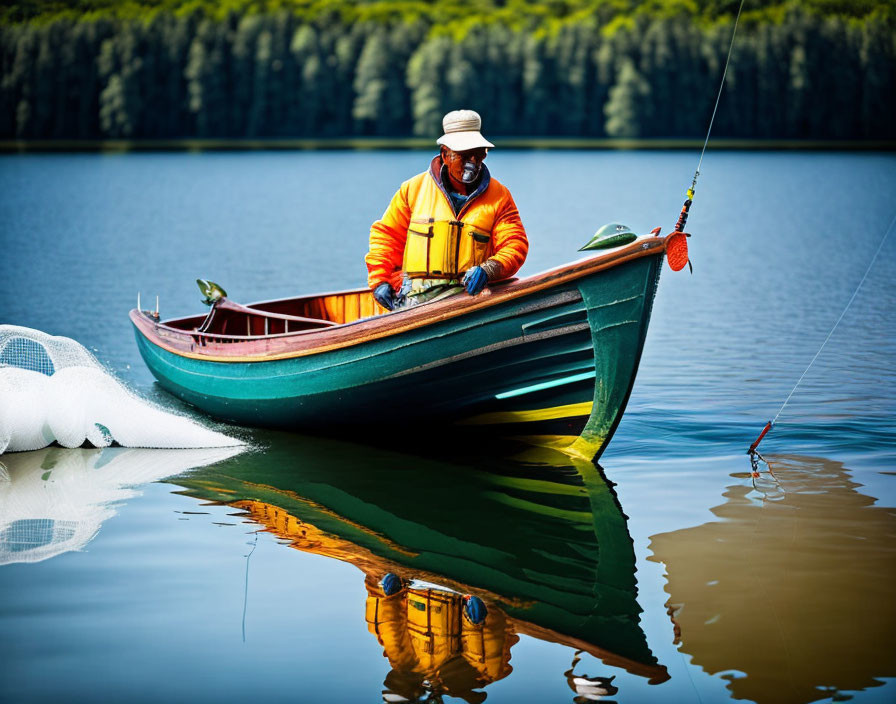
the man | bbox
[366,110,528,310]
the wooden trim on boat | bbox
[131,236,667,363]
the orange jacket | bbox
[366,156,528,291]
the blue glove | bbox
[462,266,488,296]
[373,282,395,310]
[380,572,404,596]
[464,595,488,624]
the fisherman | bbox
[366,110,528,310]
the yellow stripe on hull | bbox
[457,401,593,426]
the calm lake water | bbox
[1,150,895,704]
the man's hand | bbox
[462,266,488,296]
[373,282,396,310]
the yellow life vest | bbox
[365,579,515,687]
[402,170,497,280]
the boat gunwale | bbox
[131,236,667,363]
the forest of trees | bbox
[1,1,894,140]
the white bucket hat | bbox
[436,110,495,151]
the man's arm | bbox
[482,189,528,281]
[366,183,411,291]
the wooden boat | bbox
[131,234,670,460]
[170,430,668,684]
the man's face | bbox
[441,147,488,185]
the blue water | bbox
[1,150,895,703]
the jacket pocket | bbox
[404,224,433,276]
[459,229,491,272]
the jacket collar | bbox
[428,155,491,217]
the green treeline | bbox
[1,1,894,140]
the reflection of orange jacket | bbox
[364,576,516,702]
[366,156,528,290]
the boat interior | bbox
[163,290,388,338]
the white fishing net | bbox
[0,445,243,565]
[0,325,243,453]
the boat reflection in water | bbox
[649,456,896,704]
[0,445,242,565]
[171,431,668,702]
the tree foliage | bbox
[1,1,894,139]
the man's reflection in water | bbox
[365,572,622,703]
[365,572,516,704]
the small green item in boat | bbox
[579,223,638,251]
[197,279,227,306]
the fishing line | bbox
[671,0,746,239]
[748,210,896,456]
[695,0,746,186]
[242,529,259,643]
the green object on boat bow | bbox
[579,223,638,251]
